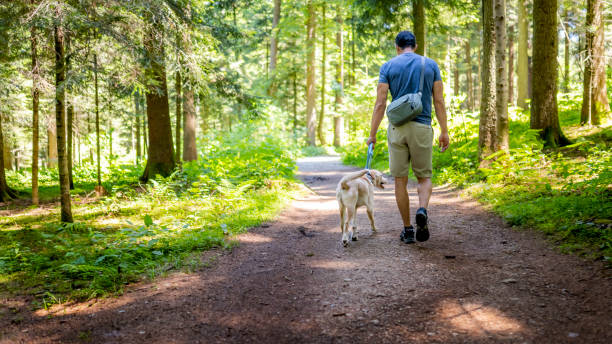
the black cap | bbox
[395,31,416,49]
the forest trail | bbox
[3,156,611,344]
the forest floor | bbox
[2,156,611,343]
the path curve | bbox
[3,156,611,343]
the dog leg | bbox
[352,209,359,241]
[339,204,348,246]
[344,206,356,246]
[367,207,377,233]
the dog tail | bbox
[340,170,369,190]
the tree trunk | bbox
[48,117,58,168]
[143,116,148,155]
[476,46,482,108]
[453,51,460,97]
[465,40,474,111]
[175,68,181,163]
[141,22,175,181]
[268,0,281,96]
[200,95,208,136]
[0,113,17,202]
[350,9,355,87]
[478,0,497,162]
[528,55,533,98]
[94,54,101,187]
[108,118,113,159]
[134,93,141,164]
[590,0,609,125]
[87,107,92,162]
[31,17,39,205]
[333,5,344,147]
[183,76,197,161]
[445,36,452,91]
[581,0,594,125]
[413,0,426,56]
[54,20,73,222]
[3,143,12,171]
[305,0,317,146]
[495,0,509,151]
[181,22,196,162]
[317,3,327,146]
[292,70,297,135]
[66,34,74,189]
[562,8,570,93]
[67,98,74,189]
[517,0,529,109]
[532,0,569,147]
[507,24,515,105]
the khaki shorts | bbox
[387,121,433,178]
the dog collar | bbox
[365,170,374,185]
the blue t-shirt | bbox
[378,52,442,126]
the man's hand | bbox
[367,136,377,146]
[438,131,450,152]
[432,80,449,153]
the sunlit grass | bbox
[0,123,301,308]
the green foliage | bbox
[6,164,144,202]
[341,103,612,261]
[341,127,390,172]
[0,123,298,306]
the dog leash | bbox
[365,143,374,170]
[365,143,374,183]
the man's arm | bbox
[433,80,450,152]
[367,83,389,146]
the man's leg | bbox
[394,176,411,227]
[416,177,433,208]
[415,177,431,242]
[389,124,415,243]
[407,122,434,242]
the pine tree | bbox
[413,0,426,56]
[30,8,40,205]
[333,4,344,147]
[305,0,317,146]
[54,10,73,222]
[517,0,529,109]
[495,0,509,151]
[317,2,327,146]
[531,0,569,147]
[478,0,497,162]
[140,18,175,181]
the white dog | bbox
[336,169,387,247]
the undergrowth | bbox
[0,123,299,308]
[341,93,612,262]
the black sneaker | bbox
[400,226,416,244]
[415,207,430,242]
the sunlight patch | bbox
[437,299,524,336]
[237,233,273,243]
[293,199,338,211]
[309,260,358,270]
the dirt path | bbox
[2,156,611,343]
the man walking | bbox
[367,31,449,244]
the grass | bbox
[0,123,300,308]
[341,93,612,262]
